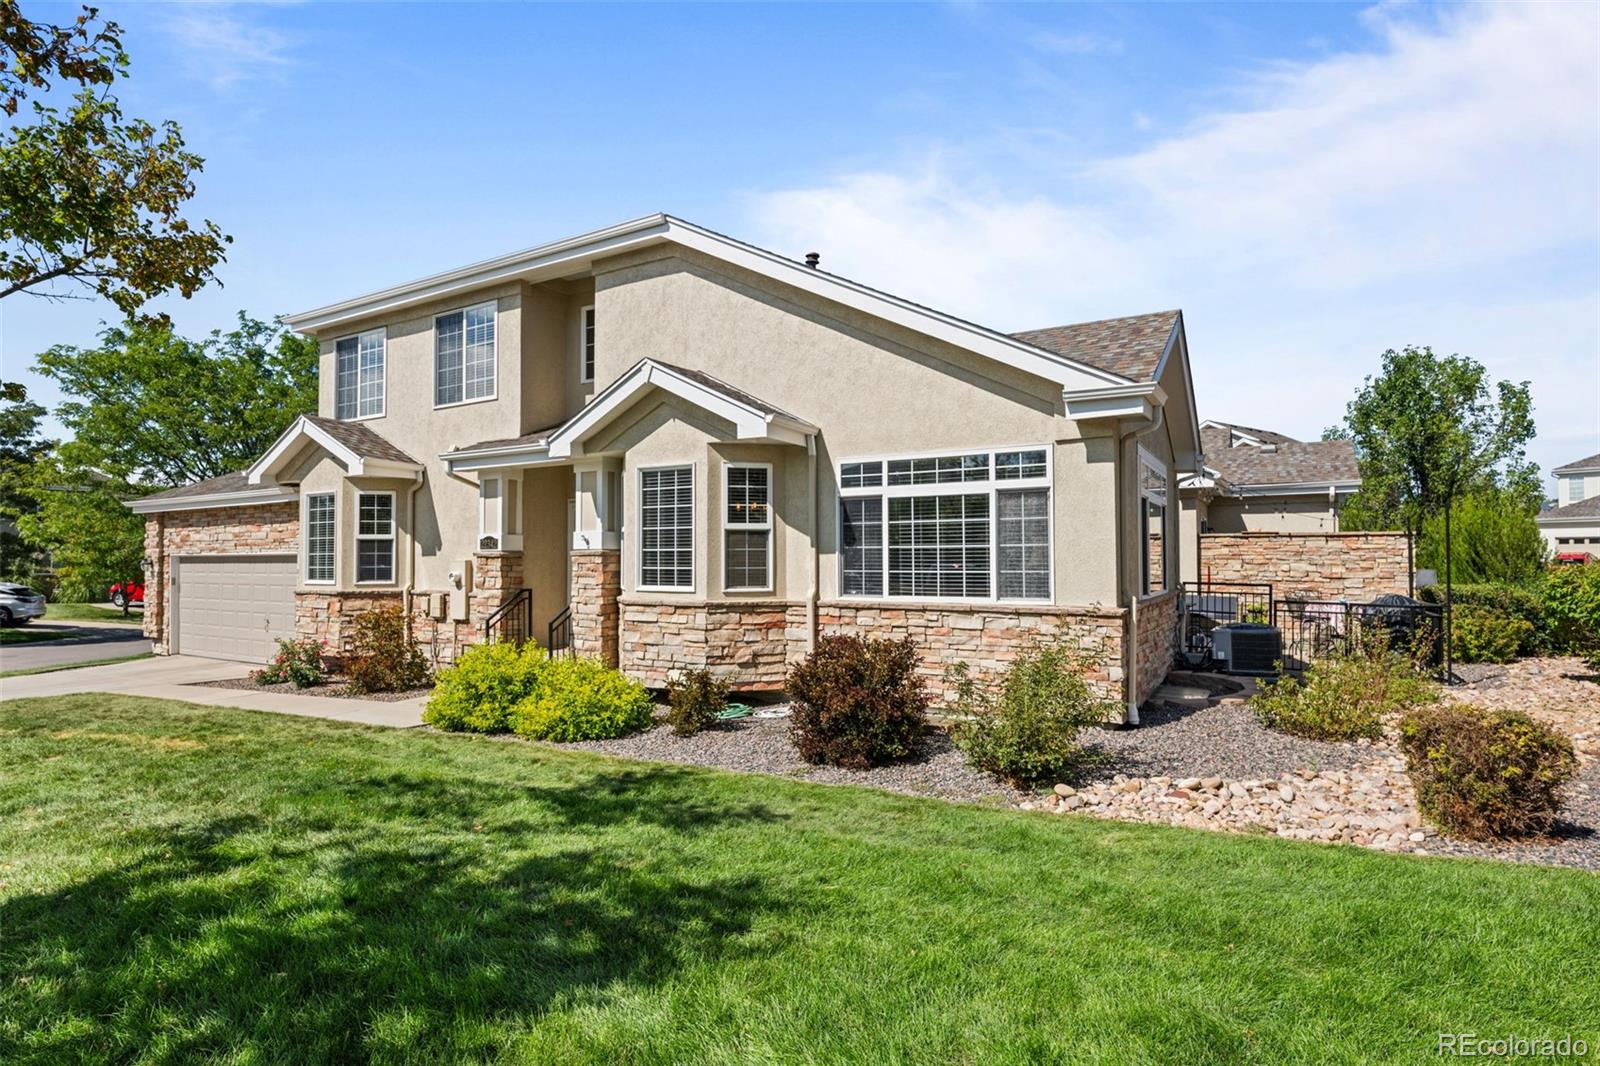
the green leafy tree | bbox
[0,380,50,580]
[35,313,318,485]
[1,2,230,314]
[1416,489,1548,585]
[15,453,143,601]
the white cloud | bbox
[744,2,1599,478]
[159,3,294,90]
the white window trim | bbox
[637,463,694,593]
[433,300,499,409]
[303,492,337,585]
[836,444,1053,605]
[334,327,387,422]
[723,461,774,593]
[354,490,397,585]
[579,304,596,384]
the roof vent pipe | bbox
[804,252,820,269]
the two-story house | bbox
[1537,451,1600,559]
[128,214,1202,719]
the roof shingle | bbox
[1199,424,1359,488]
[1553,452,1600,475]
[1009,310,1179,383]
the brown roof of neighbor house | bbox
[1553,452,1600,475]
[1198,423,1360,488]
[133,470,254,503]
[1009,310,1180,383]
[1540,495,1600,520]
[1202,420,1300,447]
[302,415,419,465]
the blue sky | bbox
[3,1,1596,481]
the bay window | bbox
[724,463,771,591]
[839,447,1051,601]
[356,492,395,584]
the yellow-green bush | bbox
[1250,643,1439,741]
[423,642,547,733]
[510,657,655,741]
[1450,605,1533,664]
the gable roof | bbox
[127,470,296,513]
[1553,452,1600,475]
[1009,311,1180,384]
[1197,423,1360,490]
[1538,494,1600,522]
[248,414,422,486]
[283,214,1148,394]
[1200,419,1300,447]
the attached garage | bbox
[173,554,297,663]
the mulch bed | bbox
[197,675,431,703]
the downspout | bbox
[403,471,425,641]
[1117,405,1166,728]
[806,435,819,651]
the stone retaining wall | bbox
[1133,590,1180,707]
[1198,532,1409,602]
[142,504,300,654]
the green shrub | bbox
[252,637,326,688]
[1250,643,1438,741]
[948,643,1117,786]
[787,635,928,769]
[1398,705,1578,839]
[1449,605,1533,664]
[424,642,547,733]
[667,668,731,737]
[1542,561,1600,663]
[510,657,654,741]
[1419,582,1547,654]
[345,605,432,694]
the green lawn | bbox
[38,602,145,624]
[2,696,1595,1064]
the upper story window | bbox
[1567,474,1588,503]
[435,301,496,407]
[335,329,385,420]
[305,493,335,583]
[724,463,772,592]
[356,492,395,584]
[580,305,596,383]
[640,465,693,591]
[1139,449,1167,596]
[839,447,1051,602]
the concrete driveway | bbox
[0,654,425,728]
[0,622,153,671]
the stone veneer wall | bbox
[570,550,620,664]
[1132,589,1181,707]
[816,601,1127,706]
[1198,532,1409,602]
[619,599,810,689]
[142,504,300,654]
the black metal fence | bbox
[482,588,534,646]
[1179,581,1444,679]
[547,604,573,658]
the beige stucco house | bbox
[128,215,1201,720]
[1537,451,1600,559]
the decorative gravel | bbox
[198,676,431,703]
[562,711,1026,807]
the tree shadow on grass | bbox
[0,764,792,1063]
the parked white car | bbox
[0,583,47,626]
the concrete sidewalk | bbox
[0,654,426,728]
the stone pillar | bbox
[143,514,166,652]
[571,549,620,665]
[470,551,526,621]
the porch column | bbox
[570,457,623,665]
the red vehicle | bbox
[109,580,145,609]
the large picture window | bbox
[839,447,1050,601]
[435,301,496,406]
[640,466,693,590]
[724,463,771,591]
[305,493,335,583]
[356,492,395,584]
[335,329,385,420]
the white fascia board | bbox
[446,448,562,474]
[248,416,422,484]
[1537,514,1600,528]
[1063,382,1165,422]
[1231,480,1362,498]
[126,486,297,514]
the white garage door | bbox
[174,555,297,663]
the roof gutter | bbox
[126,486,297,514]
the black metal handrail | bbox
[547,605,573,657]
[482,588,533,645]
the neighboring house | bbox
[127,214,1201,719]
[1537,451,1600,559]
[1177,421,1360,582]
